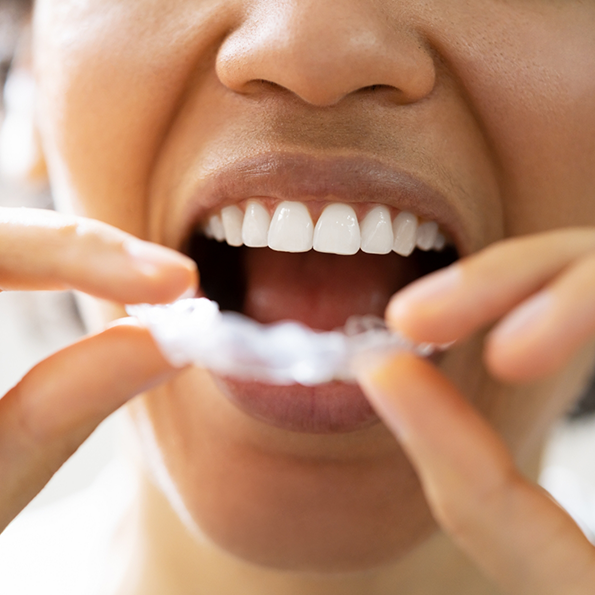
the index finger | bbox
[0,207,197,304]
[386,229,595,344]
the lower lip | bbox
[213,375,380,434]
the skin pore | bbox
[2,0,591,593]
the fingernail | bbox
[178,286,197,300]
[125,239,195,277]
[388,265,461,319]
[492,291,552,342]
[108,317,142,329]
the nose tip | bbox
[216,2,436,107]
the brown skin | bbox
[0,0,588,592]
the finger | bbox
[487,253,595,382]
[0,207,197,303]
[0,321,178,532]
[356,353,595,595]
[387,229,595,344]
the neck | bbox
[112,470,498,595]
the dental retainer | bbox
[127,298,440,386]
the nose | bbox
[216,0,436,106]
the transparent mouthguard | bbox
[126,298,441,386]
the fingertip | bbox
[483,341,520,384]
[355,351,448,439]
[124,239,199,304]
[386,266,464,344]
[385,293,417,336]
[151,260,198,304]
[96,320,177,376]
[355,351,426,393]
[484,291,560,383]
[385,297,438,346]
[484,337,555,384]
[125,238,194,273]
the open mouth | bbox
[179,155,462,433]
[187,200,457,330]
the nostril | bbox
[256,79,286,92]
[242,79,290,97]
[356,84,404,100]
[359,85,389,93]
[354,84,415,107]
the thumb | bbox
[355,352,595,595]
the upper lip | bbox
[179,152,470,255]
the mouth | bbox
[180,154,462,433]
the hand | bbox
[357,228,595,595]
[0,206,197,532]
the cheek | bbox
[32,0,221,236]
[34,18,150,231]
[128,368,436,572]
[430,4,595,234]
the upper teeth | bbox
[203,200,447,256]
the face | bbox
[32,0,595,572]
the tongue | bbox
[242,248,420,331]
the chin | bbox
[129,367,438,573]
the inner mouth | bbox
[186,231,457,331]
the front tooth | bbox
[313,203,360,255]
[221,205,244,246]
[393,211,418,256]
[242,200,270,247]
[208,214,225,241]
[360,205,393,254]
[416,221,439,251]
[268,201,314,252]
